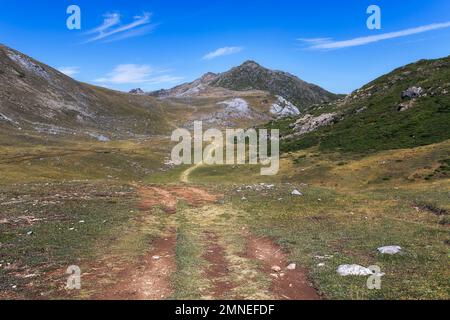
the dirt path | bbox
[91,184,319,300]
[180,143,215,183]
[98,232,177,300]
[246,235,321,300]
[202,232,236,299]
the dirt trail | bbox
[202,232,236,299]
[94,185,220,300]
[246,235,321,300]
[98,232,177,300]
[180,143,215,183]
[92,184,319,300]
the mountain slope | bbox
[209,61,337,107]
[269,55,450,154]
[149,61,337,109]
[0,44,170,141]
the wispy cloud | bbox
[85,12,156,43]
[300,21,450,50]
[94,64,184,86]
[58,66,79,77]
[202,47,243,60]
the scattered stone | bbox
[26,231,33,236]
[398,100,416,112]
[291,190,303,196]
[378,246,402,255]
[286,263,296,271]
[315,255,334,260]
[271,266,282,272]
[317,263,326,267]
[152,256,161,260]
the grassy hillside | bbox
[276,56,450,154]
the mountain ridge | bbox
[147,60,338,108]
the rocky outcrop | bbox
[270,96,300,118]
[401,86,423,99]
[291,113,338,136]
[129,88,145,95]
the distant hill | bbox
[268,55,450,154]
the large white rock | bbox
[378,246,402,255]
[270,96,300,118]
[337,265,373,276]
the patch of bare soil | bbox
[202,232,236,299]
[138,186,178,213]
[138,185,220,213]
[246,235,321,300]
[95,232,177,300]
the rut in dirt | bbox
[202,232,236,299]
[246,235,321,300]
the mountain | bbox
[0,44,170,142]
[270,55,450,154]
[149,60,338,108]
[209,61,337,107]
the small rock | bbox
[271,266,282,272]
[152,256,161,260]
[317,263,326,267]
[291,190,303,196]
[286,263,296,270]
[26,231,33,236]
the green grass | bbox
[0,182,143,299]
[228,184,450,300]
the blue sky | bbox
[1,0,450,93]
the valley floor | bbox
[0,139,449,300]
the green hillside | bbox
[276,56,450,154]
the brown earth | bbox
[246,235,321,300]
[138,185,220,213]
[96,232,177,300]
[202,232,236,299]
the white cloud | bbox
[85,12,156,43]
[300,21,450,50]
[202,47,243,60]
[85,13,121,35]
[94,64,183,86]
[297,38,332,45]
[58,66,79,77]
